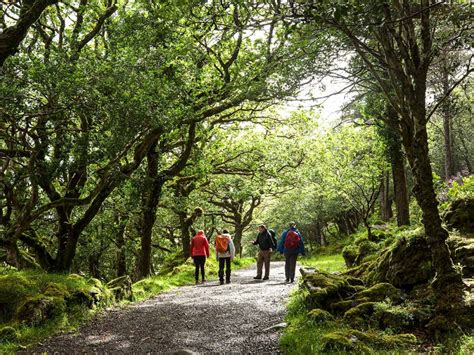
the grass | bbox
[299,253,346,273]
[0,254,255,353]
[0,270,113,353]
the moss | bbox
[345,276,364,286]
[320,330,372,353]
[0,275,37,322]
[0,326,18,343]
[303,270,354,309]
[15,295,66,326]
[343,302,376,325]
[364,235,432,289]
[373,302,415,331]
[322,329,417,352]
[43,282,70,298]
[107,276,133,302]
[354,282,403,303]
[307,308,334,323]
[342,245,358,267]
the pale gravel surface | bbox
[28,261,298,354]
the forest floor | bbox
[28,261,297,353]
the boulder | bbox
[343,302,376,325]
[15,295,65,326]
[443,198,474,234]
[354,282,403,304]
[447,237,474,277]
[107,275,133,301]
[364,235,433,289]
[307,308,335,323]
[321,331,372,353]
[300,269,355,310]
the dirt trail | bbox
[30,261,298,354]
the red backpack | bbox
[284,230,301,250]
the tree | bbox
[293,0,473,310]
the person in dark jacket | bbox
[252,224,276,280]
[278,222,305,283]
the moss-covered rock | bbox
[364,235,433,289]
[354,282,403,304]
[301,269,355,310]
[107,275,133,301]
[342,245,358,267]
[43,282,70,298]
[0,326,18,343]
[447,236,474,277]
[373,303,415,331]
[343,302,376,325]
[443,198,474,234]
[0,275,36,322]
[320,330,372,353]
[330,298,370,314]
[15,295,66,326]
[307,308,335,323]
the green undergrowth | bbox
[280,287,417,354]
[0,270,114,353]
[133,251,254,302]
[1,252,254,352]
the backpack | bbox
[215,235,229,253]
[269,229,278,249]
[284,230,301,250]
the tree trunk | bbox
[387,108,410,226]
[135,145,164,281]
[442,55,455,180]
[403,113,463,309]
[116,221,127,278]
[380,171,392,221]
[233,224,244,257]
[179,212,191,259]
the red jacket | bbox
[191,231,210,257]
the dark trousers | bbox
[218,257,232,282]
[285,253,298,280]
[193,256,206,282]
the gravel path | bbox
[30,261,298,354]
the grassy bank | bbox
[280,253,419,354]
[0,255,254,352]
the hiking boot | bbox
[253,276,262,280]
[290,278,294,283]
[195,280,199,285]
[262,277,269,280]
[286,278,290,283]
[219,280,224,285]
[226,280,231,284]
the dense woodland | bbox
[1,0,473,352]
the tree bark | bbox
[386,108,410,226]
[116,219,127,278]
[441,55,455,180]
[135,144,164,280]
[0,0,59,66]
[380,170,392,222]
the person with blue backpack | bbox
[277,222,305,283]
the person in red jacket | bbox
[191,230,210,284]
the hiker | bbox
[191,230,210,284]
[252,224,277,280]
[215,229,236,285]
[278,222,305,283]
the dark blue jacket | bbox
[277,227,305,255]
